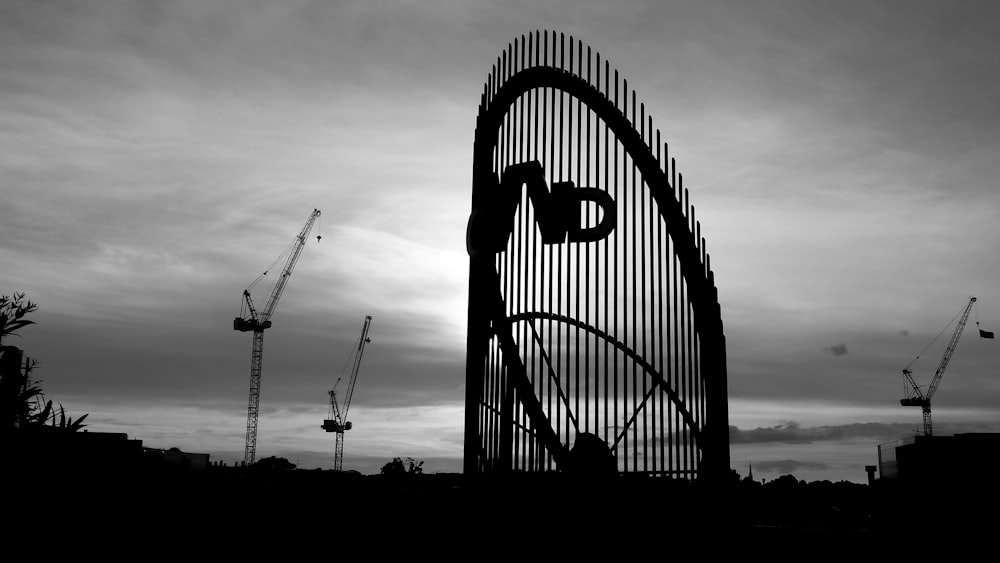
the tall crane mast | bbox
[322,315,372,471]
[234,208,321,465]
[900,296,977,437]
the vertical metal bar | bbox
[512,60,521,472]
[672,165,680,474]
[680,180,687,476]
[531,34,537,163]
[648,118,657,474]
[681,180,688,475]
[593,48,601,441]
[657,136,665,474]
[689,192,696,474]
[696,227,704,472]
[483,63,493,473]
[602,57,610,447]
[527,32,537,471]
[492,311,499,467]
[518,38,524,165]
[649,126,657,474]
[556,30,565,452]
[521,35,535,471]
[501,186,508,472]
[621,78,629,472]
[542,31,558,470]
[568,36,578,438]
[678,163,684,475]
[496,252,503,470]
[524,80,530,470]
[490,257,497,470]
[514,35,519,77]
[584,43,591,434]
[695,323,701,473]
[483,337,487,471]
[631,89,638,472]
[523,35,531,469]
[491,60,502,472]
[511,36,519,472]
[516,36,524,470]
[666,223,673,476]
[509,43,517,471]
[483,328,489,470]
[688,267,695,474]
[537,33,546,471]
[506,42,511,82]
[494,51,513,471]
[680,257,686,476]
[700,269,707,441]
[640,103,647,472]
[605,69,625,470]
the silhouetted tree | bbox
[0,293,87,433]
[0,292,36,342]
[380,457,423,476]
[255,456,296,471]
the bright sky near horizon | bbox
[2,0,999,482]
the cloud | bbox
[727,421,1000,445]
[824,343,848,357]
[753,459,828,474]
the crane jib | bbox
[236,208,321,466]
[900,296,977,437]
[324,315,373,472]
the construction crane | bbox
[900,296,977,437]
[234,208,321,465]
[322,315,372,472]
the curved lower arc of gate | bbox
[507,311,701,449]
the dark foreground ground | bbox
[8,462,998,556]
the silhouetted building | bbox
[143,446,210,471]
[878,433,1000,485]
[8,429,144,475]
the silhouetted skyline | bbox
[2,1,999,481]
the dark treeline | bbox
[9,455,995,554]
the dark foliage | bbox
[254,456,297,471]
[0,293,87,433]
[380,456,424,476]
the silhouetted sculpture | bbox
[464,31,729,481]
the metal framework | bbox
[323,315,373,471]
[901,296,977,436]
[464,32,729,480]
[235,208,321,465]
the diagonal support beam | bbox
[489,277,571,468]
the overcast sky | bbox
[2,0,999,482]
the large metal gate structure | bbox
[464,32,729,480]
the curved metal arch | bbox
[472,65,723,340]
[507,311,700,444]
[465,32,730,478]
